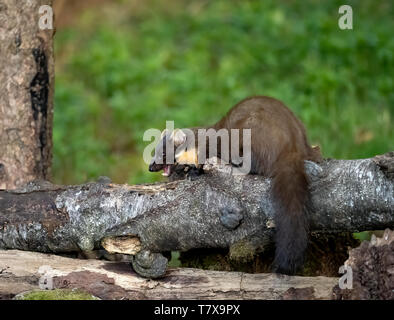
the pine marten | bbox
[149,96,322,274]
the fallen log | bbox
[0,153,393,277]
[0,250,338,300]
[332,229,394,300]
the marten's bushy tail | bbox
[271,152,309,275]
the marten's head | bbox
[149,128,198,177]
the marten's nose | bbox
[149,161,161,172]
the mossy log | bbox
[0,153,393,278]
[0,250,338,300]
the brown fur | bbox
[209,96,321,274]
[150,96,322,274]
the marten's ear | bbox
[171,129,187,147]
[160,129,169,139]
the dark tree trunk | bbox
[0,0,54,189]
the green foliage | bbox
[353,231,373,241]
[53,0,393,185]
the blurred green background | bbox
[52,0,393,186]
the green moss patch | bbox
[15,289,99,300]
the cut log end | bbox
[101,235,141,255]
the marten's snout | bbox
[149,161,163,172]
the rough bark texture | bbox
[0,250,339,300]
[179,232,360,277]
[0,0,54,189]
[332,229,394,300]
[0,154,393,265]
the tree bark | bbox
[0,250,338,300]
[0,154,393,265]
[332,229,394,300]
[0,0,54,189]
